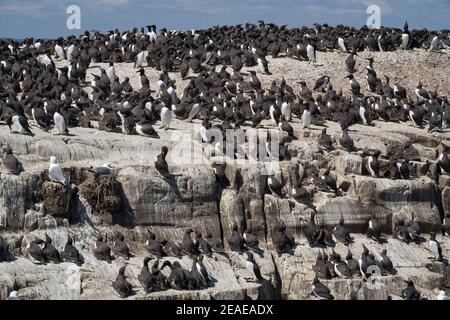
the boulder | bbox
[220,190,245,248]
[264,195,304,244]
[334,154,362,175]
[350,176,442,232]
[117,165,220,237]
[0,173,42,231]
[315,196,367,232]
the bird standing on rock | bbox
[155,146,171,179]
[429,232,443,262]
[145,231,164,258]
[112,232,131,260]
[402,280,421,300]
[61,235,83,265]
[196,231,212,257]
[93,233,113,263]
[113,266,133,298]
[181,228,198,256]
[48,156,66,185]
[228,224,244,253]
[27,238,46,264]
[380,249,396,275]
[311,276,334,300]
[43,233,61,263]
[246,251,263,282]
[332,217,352,245]
[1,145,23,175]
[366,212,382,242]
[138,257,154,293]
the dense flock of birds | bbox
[1,21,450,300]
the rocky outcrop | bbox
[1,53,450,299]
[273,234,448,300]
[0,173,43,231]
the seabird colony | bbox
[1,21,450,299]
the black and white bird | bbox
[267,175,287,198]
[367,212,382,242]
[415,82,430,102]
[429,232,443,262]
[345,53,357,73]
[227,224,244,252]
[190,256,208,289]
[401,280,421,300]
[145,231,164,258]
[393,83,407,99]
[113,266,133,298]
[43,233,61,263]
[306,41,316,65]
[358,245,369,279]
[409,103,424,127]
[396,160,410,179]
[345,74,361,96]
[27,238,46,264]
[181,228,197,256]
[394,220,409,242]
[313,251,331,279]
[246,251,263,282]
[345,250,361,277]
[399,21,410,50]
[311,276,334,300]
[243,226,261,253]
[442,213,450,237]
[7,114,33,136]
[196,255,211,285]
[319,128,333,151]
[155,146,170,179]
[257,54,271,75]
[272,223,295,256]
[93,233,113,263]
[1,145,23,175]
[61,235,82,265]
[138,257,154,293]
[333,217,352,245]
[379,249,396,275]
[196,232,212,257]
[366,150,381,177]
[160,105,172,130]
[135,118,159,138]
[112,232,131,260]
[301,104,312,129]
[331,251,352,279]
[339,128,356,152]
[313,76,330,92]
[437,151,450,175]
[53,106,69,135]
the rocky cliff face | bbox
[1,53,450,300]
[1,115,449,300]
